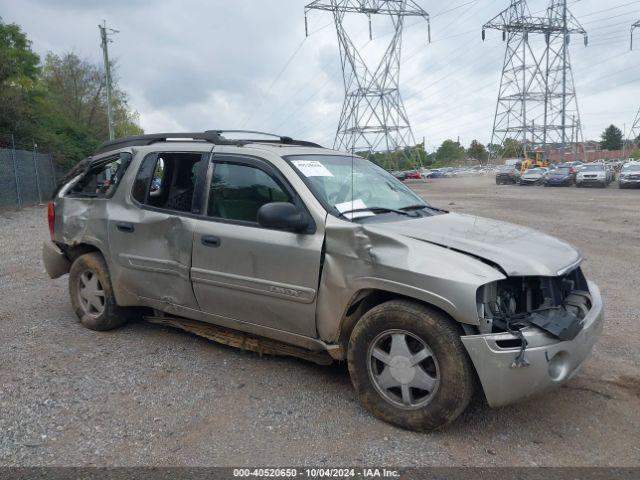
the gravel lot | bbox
[1,175,639,467]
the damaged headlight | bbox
[477,269,592,367]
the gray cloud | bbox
[1,0,638,148]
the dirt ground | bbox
[0,175,638,466]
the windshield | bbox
[526,168,544,174]
[622,164,640,172]
[497,166,513,172]
[286,155,427,219]
[582,164,604,172]
[553,168,571,174]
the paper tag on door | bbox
[335,199,375,219]
[292,160,333,177]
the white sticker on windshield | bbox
[335,199,375,220]
[292,160,333,177]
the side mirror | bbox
[257,202,309,232]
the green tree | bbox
[630,148,640,160]
[38,52,143,166]
[466,140,489,164]
[501,138,524,158]
[0,19,41,139]
[359,144,427,171]
[435,139,465,163]
[600,124,623,151]
[0,20,143,168]
[487,143,502,158]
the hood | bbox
[368,213,581,277]
[523,172,544,179]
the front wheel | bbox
[347,300,475,431]
[69,253,133,331]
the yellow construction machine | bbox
[519,150,549,173]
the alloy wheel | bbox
[367,329,440,409]
[77,270,106,318]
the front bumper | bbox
[496,175,516,183]
[619,177,640,186]
[577,177,606,185]
[461,281,604,408]
[545,179,572,186]
[42,241,71,279]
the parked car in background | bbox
[404,170,422,180]
[519,167,548,186]
[495,165,521,184]
[427,169,445,178]
[576,164,609,188]
[544,167,574,187]
[556,162,580,181]
[618,161,640,189]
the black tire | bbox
[619,184,626,189]
[69,252,132,331]
[347,300,475,431]
[495,179,500,185]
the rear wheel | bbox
[347,300,475,431]
[69,253,133,331]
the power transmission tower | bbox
[304,0,430,164]
[99,20,118,141]
[483,0,587,160]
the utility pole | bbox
[99,20,118,141]
[304,0,430,166]
[482,0,587,161]
[628,21,640,150]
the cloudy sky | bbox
[1,0,639,151]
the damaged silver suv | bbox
[43,131,604,431]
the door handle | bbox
[116,222,135,233]
[201,235,221,248]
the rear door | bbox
[190,153,325,337]
[107,149,210,309]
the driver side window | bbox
[207,162,291,223]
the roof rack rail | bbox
[94,130,323,155]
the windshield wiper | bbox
[340,207,415,218]
[400,204,448,214]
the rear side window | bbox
[67,154,131,199]
[132,152,205,213]
[207,162,291,223]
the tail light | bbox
[47,202,55,240]
[569,167,576,174]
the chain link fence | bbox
[0,134,62,209]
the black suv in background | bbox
[495,165,520,184]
